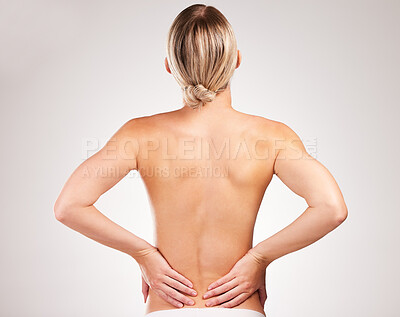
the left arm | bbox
[54,119,197,308]
[54,119,154,259]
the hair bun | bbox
[183,84,218,109]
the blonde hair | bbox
[166,4,238,109]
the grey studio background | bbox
[0,1,399,316]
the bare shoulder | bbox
[231,111,310,164]
[233,110,287,139]
[115,109,181,137]
[246,113,306,152]
[274,121,308,154]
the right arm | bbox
[203,122,348,308]
[248,122,348,267]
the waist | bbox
[145,288,265,316]
[146,230,262,315]
[155,234,253,279]
[145,307,266,316]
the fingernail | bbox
[208,286,212,290]
[189,300,194,305]
[192,291,197,296]
[179,303,183,307]
[203,294,208,299]
[205,302,211,307]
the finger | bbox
[156,289,185,308]
[142,276,149,303]
[205,285,241,307]
[259,271,267,307]
[203,278,238,299]
[207,272,235,290]
[161,283,195,306]
[258,287,267,307]
[164,275,197,296]
[166,268,194,288]
[144,287,149,303]
[220,292,250,308]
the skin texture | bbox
[54,51,347,316]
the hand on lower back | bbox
[202,249,268,308]
[137,248,197,308]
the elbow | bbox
[53,197,72,223]
[333,204,348,225]
[327,200,348,226]
[315,197,348,226]
[54,197,89,223]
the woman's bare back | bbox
[136,106,280,315]
[54,100,347,316]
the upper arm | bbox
[273,122,347,213]
[55,119,139,210]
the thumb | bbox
[258,285,267,307]
[258,271,267,307]
[142,275,149,303]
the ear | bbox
[236,50,242,69]
[164,57,171,74]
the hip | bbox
[145,307,266,317]
[145,289,265,316]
